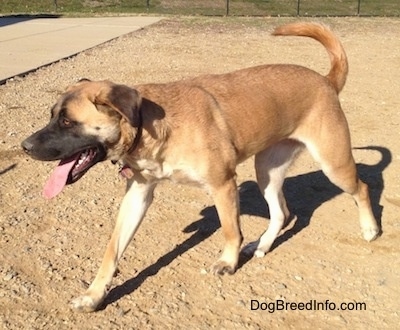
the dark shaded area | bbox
[0,14,61,28]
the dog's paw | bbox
[361,227,381,242]
[242,241,266,258]
[253,249,266,258]
[211,260,236,275]
[70,295,100,313]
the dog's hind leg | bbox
[305,135,380,242]
[71,175,156,312]
[243,140,302,257]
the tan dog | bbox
[21,22,380,312]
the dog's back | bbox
[136,23,349,163]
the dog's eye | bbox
[61,117,73,127]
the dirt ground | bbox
[0,16,399,329]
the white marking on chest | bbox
[134,159,204,186]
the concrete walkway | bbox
[0,16,162,83]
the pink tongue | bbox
[43,154,80,199]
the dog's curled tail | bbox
[273,22,348,94]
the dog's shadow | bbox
[101,145,390,309]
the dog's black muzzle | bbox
[21,123,106,162]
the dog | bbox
[21,22,380,312]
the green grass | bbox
[0,0,399,17]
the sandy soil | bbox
[0,17,399,329]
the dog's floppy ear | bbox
[97,82,142,127]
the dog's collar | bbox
[119,164,134,179]
[111,109,142,179]
[114,109,142,180]
[127,108,143,154]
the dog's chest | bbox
[132,158,205,186]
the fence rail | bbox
[1,0,399,17]
[270,0,398,16]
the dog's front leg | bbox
[71,176,156,312]
[211,178,243,275]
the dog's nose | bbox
[21,139,33,154]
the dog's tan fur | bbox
[27,23,380,312]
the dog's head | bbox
[21,79,142,198]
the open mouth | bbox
[68,148,99,183]
[43,146,106,199]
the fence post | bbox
[226,0,230,16]
[297,0,300,16]
[357,0,361,15]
